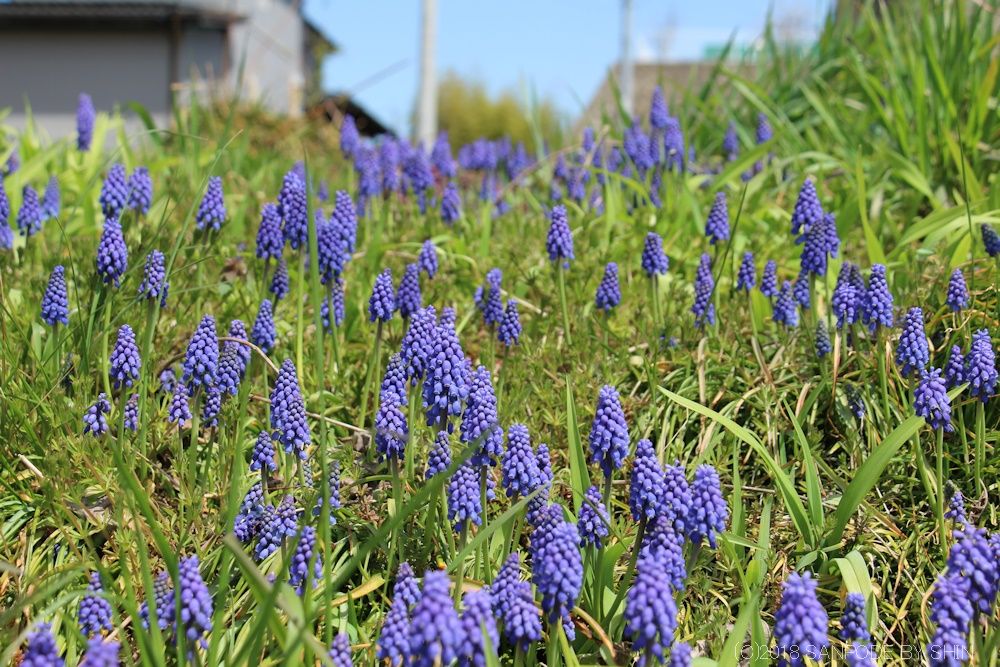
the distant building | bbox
[309,94,393,139]
[0,0,335,136]
[579,61,753,130]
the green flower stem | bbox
[455,520,469,604]
[876,329,891,426]
[605,516,645,624]
[556,263,572,346]
[935,427,947,556]
[975,400,985,495]
[359,320,384,434]
[100,288,114,399]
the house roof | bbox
[310,94,393,138]
[0,1,242,28]
[578,60,754,130]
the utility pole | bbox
[620,0,634,119]
[416,0,438,146]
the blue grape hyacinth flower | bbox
[270,359,311,459]
[110,324,141,389]
[369,268,396,323]
[588,384,630,479]
[964,329,997,402]
[95,216,128,287]
[182,315,219,391]
[773,572,829,667]
[641,232,669,277]
[83,393,111,437]
[99,164,128,218]
[915,367,953,432]
[77,92,95,151]
[595,262,621,312]
[895,306,929,377]
[195,176,226,232]
[128,167,153,215]
[705,191,730,245]
[625,555,679,667]
[946,268,969,312]
[736,252,756,292]
[41,265,69,326]
[545,205,574,265]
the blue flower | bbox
[182,316,218,391]
[687,464,728,548]
[409,570,463,667]
[815,321,832,358]
[840,592,871,642]
[254,496,299,560]
[896,307,929,377]
[78,571,114,637]
[99,164,128,218]
[270,359,311,459]
[80,636,119,667]
[497,300,522,346]
[595,262,621,312]
[441,181,462,225]
[736,252,756,291]
[588,384,630,478]
[448,462,483,529]
[375,390,408,462]
[422,308,470,428]
[946,269,969,312]
[369,268,396,323]
[401,306,437,382]
[501,423,541,498]
[545,205,574,264]
[630,438,666,522]
[641,232,670,277]
[83,393,111,436]
[639,516,686,591]
[981,224,1000,257]
[288,526,322,595]
[419,239,438,278]
[760,259,778,298]
[21,623,64,666]
[705,191,730,245]
[625,556,678,666]
[691,253,716,329]
[255,203,284,261]
[773,572,829,667]
[77,93,95,151]
[396,263,422,319]
[791,178,823,236]
[531,517,583,633]
[138,250,169,307]
[313,462,342,526]
[269,258,290,302]
[127,167,153,215]
[250,431,276,473]
[577,484,610,548]
[251,298,277,353]
[168,383,191,425]
[861,264,894,332]
[95,216,128,287]
[41,265,69,326]
[279,171,307,248]
[964,329,997,402]
[461,366,503,466]
[773,281,799,328]
[109,324,141,389]
[832,262,861,328]
[328,633,352,667]
[457,589,499,667]
[195,177,226,232]
[42,176,61,220]
[926,574,972,667]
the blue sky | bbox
[305,0,833,136]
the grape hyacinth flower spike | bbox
[964,329,997,402]
[138,250,169,307]
[21,623,65,666]
[251,299,276,354]
[736,251,756,292]
[497,300,521,347]
[773,572,829,667]
[687,464,729,548]
[396,263,422,320]
[773,281,798,328]
[41,176,61,220]
[546,204,575,344]
[409,570,463,667]
[78,571,114,637]
[17,186,43,237]
[861,264,894,332]
[588,384,629,493]
[641,232,669,278]
[946,268,969,312]
[270,359,311,459]
[109,324,141,389]
[595,261,621,312]
[95,215,128,287]
[705,191,730,244]
[625,555,679,666]
[255,202,284,261]
[195,176,226,232]
[760,259,778,299]
[691,253,716,329]
[419,239,438,278]
[127,166,153,215]
[99,163,128,218]
[895,306,929,377]
[182,315,219,392]
[981,224,1000,257]
[269,258,290,302]
[41,265,69,326]
[83,393,111,436]
[77,92,95,151]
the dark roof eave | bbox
[0,2,244,29]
